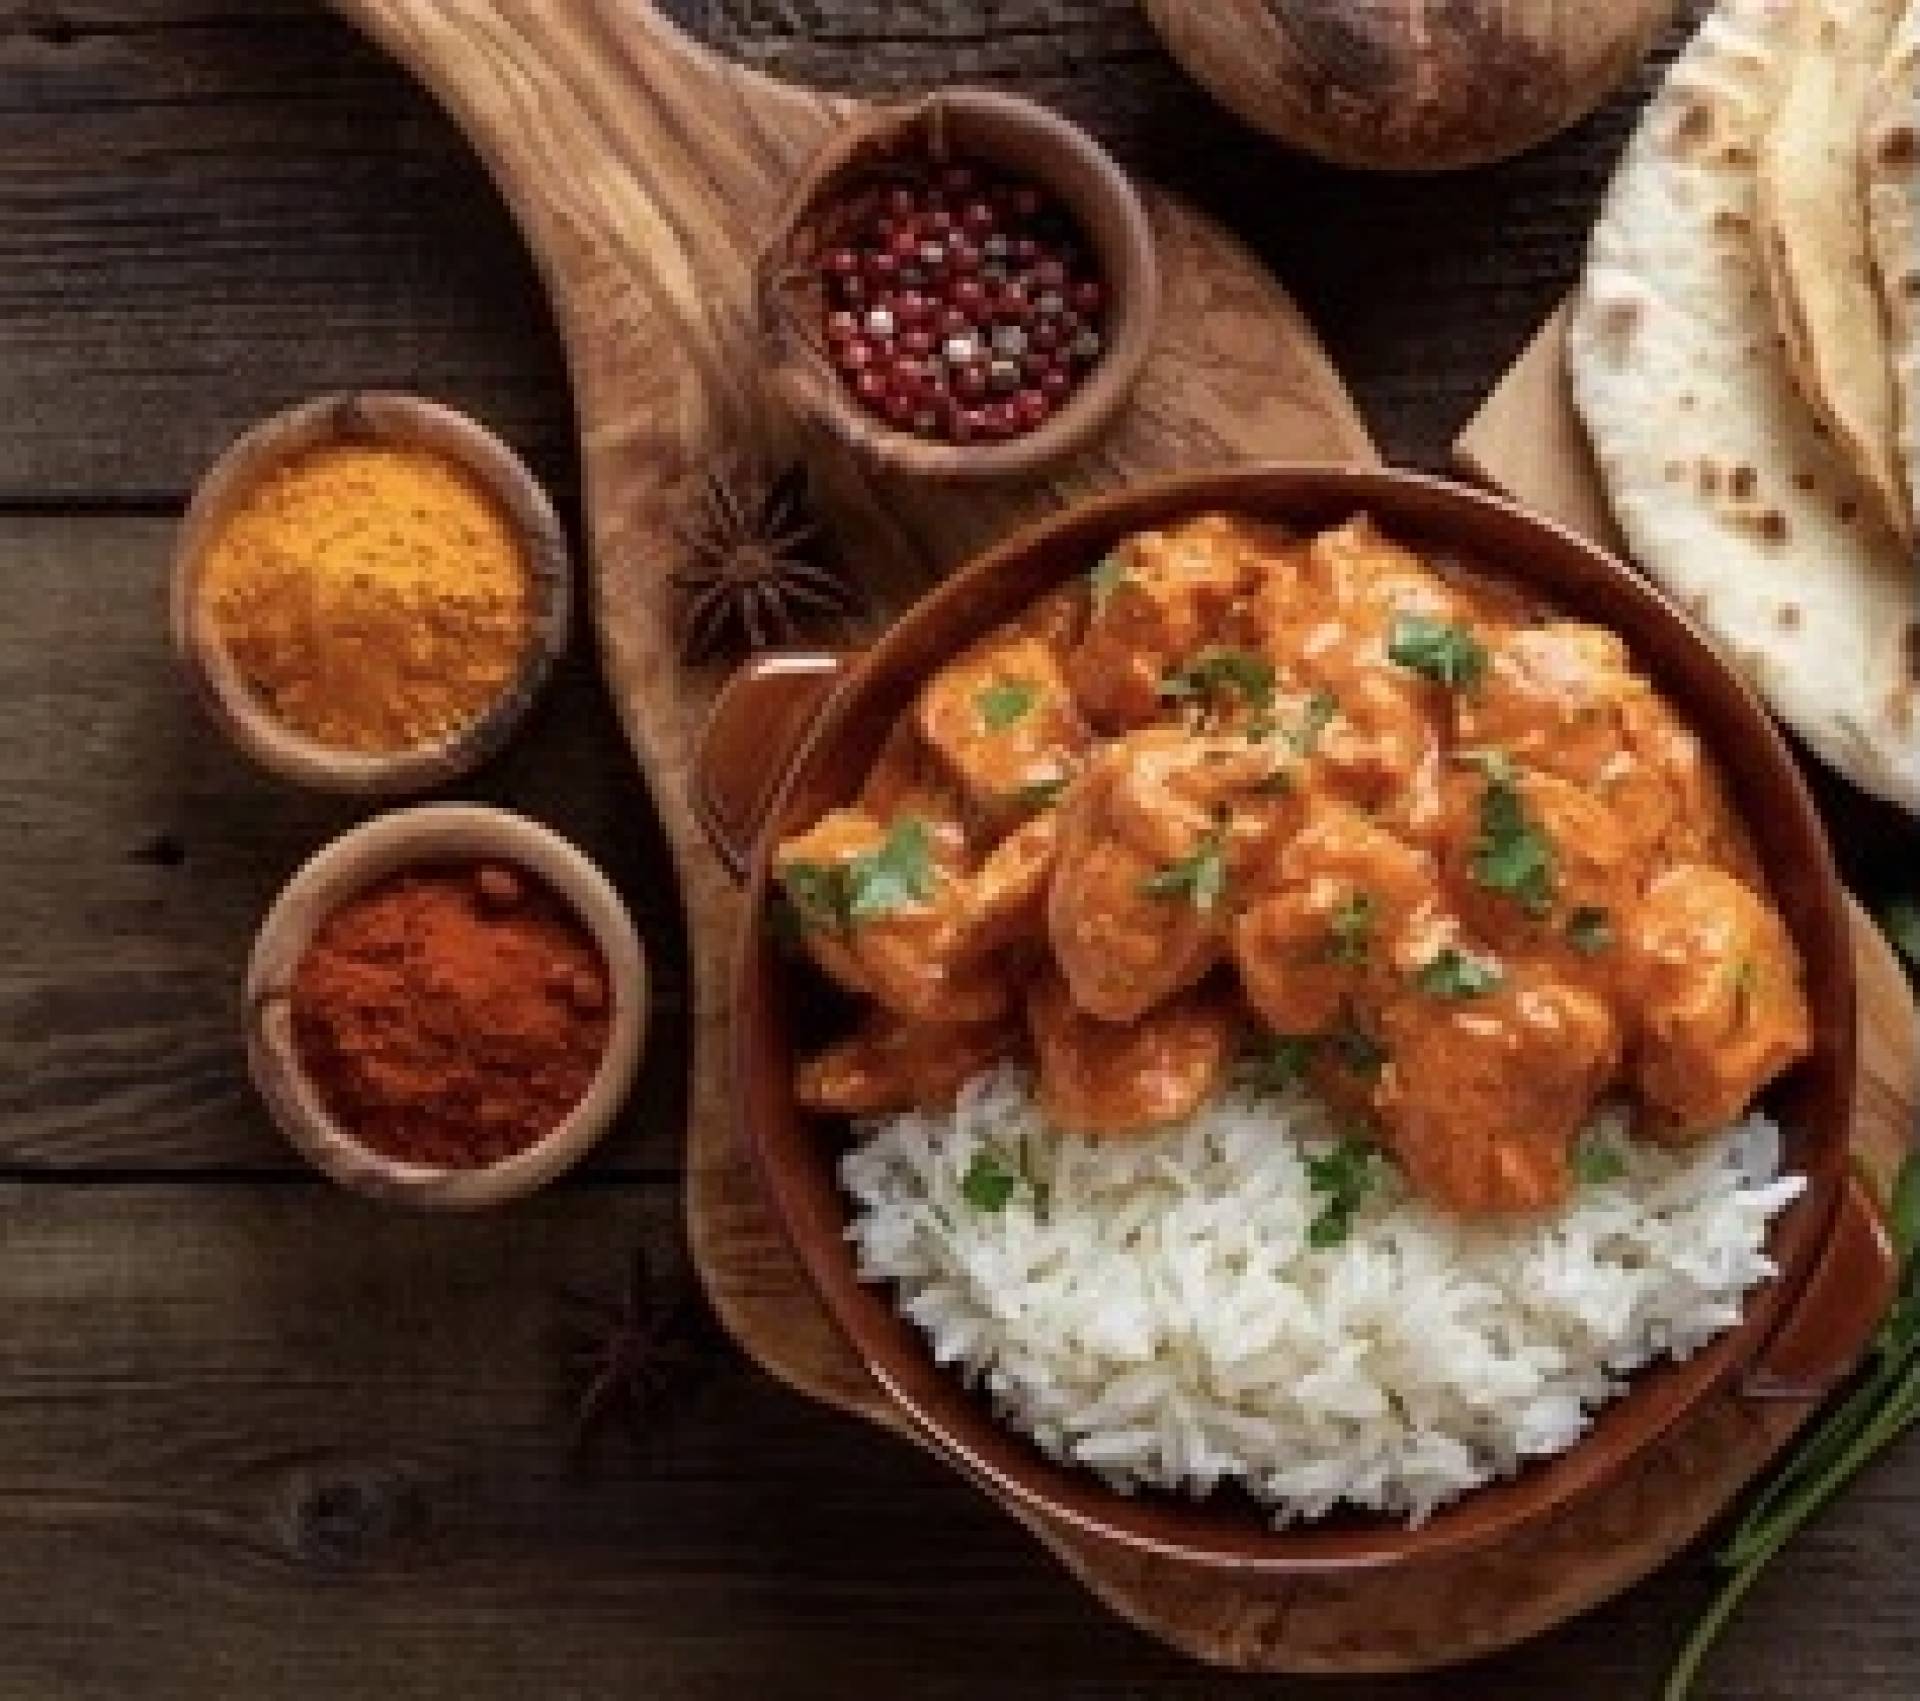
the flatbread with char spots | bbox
[1572,0,1920,815]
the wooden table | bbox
[2,3,1914,1696]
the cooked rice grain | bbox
[842,1068,1801,1526]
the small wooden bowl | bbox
[171,391,571,796]
[756,89,1160,482]
[1140,0,1675,172]
[244,804,646,1210]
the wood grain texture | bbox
[1140,0,1678,171]
[0,516,689,1174]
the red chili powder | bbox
[290,861,611,1169]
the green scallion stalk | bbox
[1717,1342,1913,1568]
[1665,1365,1920,1701]
[1663,1144,1920,1699]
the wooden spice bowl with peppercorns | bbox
[756,88,1159,481]
[244,804,646,1209]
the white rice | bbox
[841,1067,1803,1527]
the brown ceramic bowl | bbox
[245,804,647,1210]
[704,466,1890,1572]
[172,391,571,797]
[755,89,1159,483]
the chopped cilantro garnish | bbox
[1088,552,1128,614]
[977,679,1037,730]
[1471,759,1555,915]
[1574,1141,1628,1185]
[1567,905,1614,956]
[1414,947,1503,1000]
[960,1150,1018,1213]
[1239,1033,1316,1096]
[778,816,934,934]
[1291,689,1339,754]
[1140,823,1228,913]
[776,861,847,934]
[1326,891,1377,966]
[1306,1135,1378,1248]
[1160,648,1276,716]
[847,817,934,921]
[1387,614,1487,688]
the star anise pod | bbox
[670,460,862,663]
[559,1246,714,1452]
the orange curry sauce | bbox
[775,513,1811,1216]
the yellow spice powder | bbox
[199,442,532,753]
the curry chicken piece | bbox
[1064,514,1278,731]
[1303,514,1479,629]
[797,1012,1023,1118]
[1027,968,1235,1136]
[1456,622,1636,780]
[1314,672,1446,831]
[915,631,1090,815]
[1233,800,1443,1035]
[1251,513,1480,681]
[857,718,971,869]
[1625,865,1811,1138]
[1458,623,1755,879]
[775,808,1008,1025]
[1439,764,1641,980]
[1011,582,1089,656]
[1049,730,1285,1023]
[1098,727,1288,867]
[969,810,1059,953]
[1616,690,1760,878]
[1375,967,1623,1215]
[1248,516,1469,831]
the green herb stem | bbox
[1665,1150,1920,1697]
[1663,1491,1802,1701]
[1666,1369,1920,1701]
[1719,1325,1920,1569]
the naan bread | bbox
[1571,0,1920,815]
[1757,0,1910,541]
[1867,0,1919,524]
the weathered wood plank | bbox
[0,0,1698,501]
[0,0,570,503]
[0,1182,1913,1700]
[0,516,688,1171]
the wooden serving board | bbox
[331,2,1916,1673]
